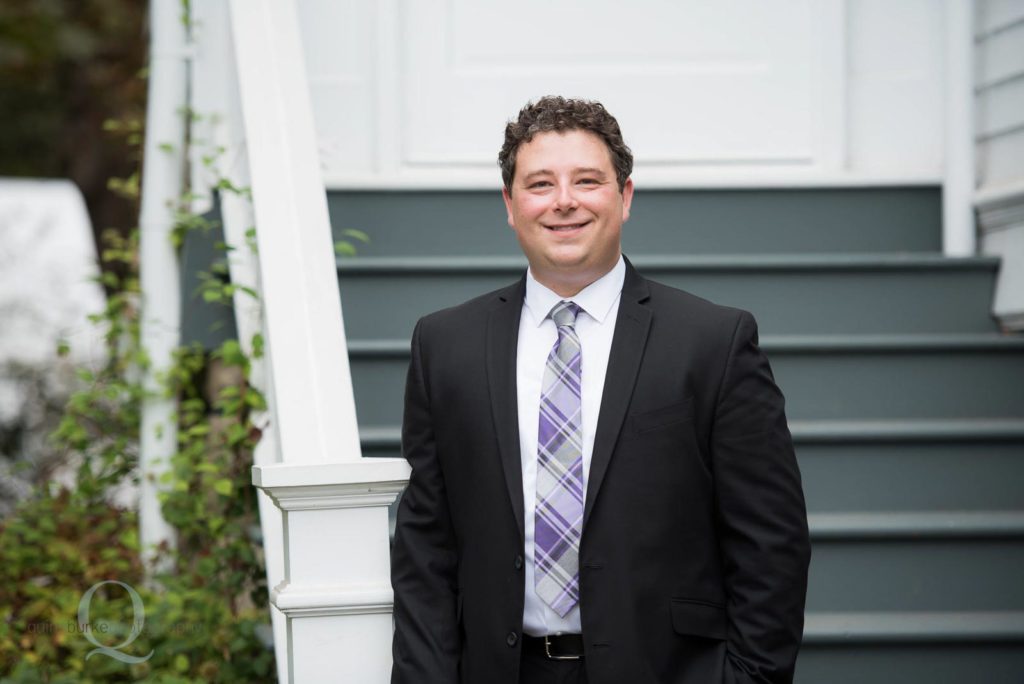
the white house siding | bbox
[976,0,1024,186]
[975,0,1024,328]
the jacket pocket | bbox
[631,398,694,435]
[670,598,727,640]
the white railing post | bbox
[226,0,410,680]
[227,0,361,465]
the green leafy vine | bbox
[0,65,277,684]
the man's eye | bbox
[529,181,552,189]
[578,178,599,185]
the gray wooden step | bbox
[806,532,1024,613]
[798,612,1024,684]
[337,255,1001,338]
[803,610,1024,644]
[364,419,1024,515]
[770,335,1024,420]
[347,335,1024,426]
[809,511,1024,541]
[328,187,943,256]
[795,421,1024,513]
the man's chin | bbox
[541,255,589,277]
[532,258,608,295]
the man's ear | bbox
[621,177,635,223]
[502,186,515,228]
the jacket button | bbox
[506,631,518,647]
[514,555,524,570]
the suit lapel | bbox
[486,276,527,543]
[584,259,652,524]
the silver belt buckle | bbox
[544,635,582,661]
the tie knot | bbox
[550,301,581,329]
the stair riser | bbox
[381,484,1024,612]
[338,267,999,338]
[348,350,1024,425]
[328,188,943,256]
[772,350,1024,420]
[806,539,1024,612]
[798,441,1024,513]
[365,439,1024,515]
[796,645,1024,684]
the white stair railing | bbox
[192,1,413,680]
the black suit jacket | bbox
[391,258,811,684]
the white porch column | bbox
[138,0,188,570]
[227,0,408,680]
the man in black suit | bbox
[391,96,811,684]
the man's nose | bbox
[554,184,579,211]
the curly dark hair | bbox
[498,96,633,194]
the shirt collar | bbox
[524,255,625,327]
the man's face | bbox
[502,129,634,297]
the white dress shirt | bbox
[517,255,625,636]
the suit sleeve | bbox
[391,319,460,683]
[711,311,811,684]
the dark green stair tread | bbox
[808,511,1024,540]
[802,611,1024,643]
[346,334,1024,357]
[359,418,1024,447]
[788,417,1024,442]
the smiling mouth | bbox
[544,220,590,232]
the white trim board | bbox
[302,0,948,188]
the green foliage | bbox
[1,218,275,681]
[0,489,274,682]
[0,488,273,681]
[1,3,374,677]
[334,228,370,257]
[0,9,278,678]
[0,1,147,177]
[0,490,143,675]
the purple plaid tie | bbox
[535,300,584,617]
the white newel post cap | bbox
[252,459,411,509]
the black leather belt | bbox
[522,633,585,660]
